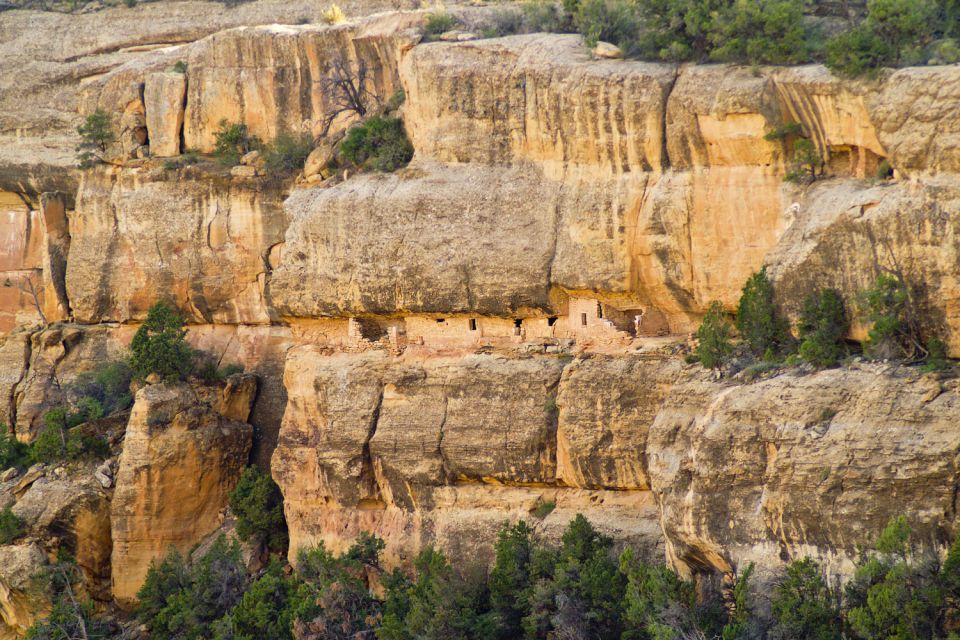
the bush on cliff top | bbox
[213,120,261,167]
[130,301,195,382]
[526,0,949,74]
[339,116,413,173]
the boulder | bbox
[593,41,622,59]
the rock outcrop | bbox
[110,377,255,605]
[648,364,960,582]
[0,544,47,639]
[67,167,288,325]
[144,72,187,158]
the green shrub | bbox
[197,357,245,383]
[137,547,189,628]
[572,0,641,51]
[71,360,133,414]
[137,536,246,640]
[289,538,384,639]
[215,562,294,640]
[531,500,555,519]
[76,109,114,168]
[523,514,625,639]
[130,301,195,382]
[482,8,524,38]
[229,467,288,553]
[824,24,891,77]
[696,301,734,369]
[785,138,824,183]
[489,521,534,639]
[0,506,24,544]
[769,557,841,640]
[213,120,261,167]
[620,547,723,640]
[339,116,413,172]
[764,121,803,141]
[856,273,919,359]
[262,131,313,175]
[708,0,810,65]
[845,517,943,640]
[720,562,754,640]
[424,11,457,35]
[0,428,29,470]
[825,0,937,75]
[23,556,109,640]
[31,398,108,464]
[923,337,952,372]
[634,0,727,61]
[380,545,496,640]
[172,60,187,73]
[736,267,790,357]
[798,288,849,367]
[523,0,568,33]
[875,159,893,180]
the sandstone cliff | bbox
[3,0,960,628]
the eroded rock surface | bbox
[110,379,254,605]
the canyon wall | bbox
[2,3,960,631]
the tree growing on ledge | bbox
[695,301,734,369]
[75,108,114,168]
[130,301,195,382]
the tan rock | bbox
[556,353,681,490]
[219,373,258,423]
[271,163,562,317]
[12,325,128,440]
[766,178,960,355]
[144,72,187,157]
[240,150,262,167]
[111,382,253,606]
[182,14,422,152]
[648,364,960,579]
[272,346,668,569]
[66,167,287,325]
[303,144,334,178]
[438,30,476,41]
[593,41,622,59]
[230,164,259,178]
[13,475,112,597]
[0,543,47,637]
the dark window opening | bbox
[469,318,477,331]
[581,313,588,326]
[547,316,557,326]
[514,318,522,336]
[597,303,603,319]
[436,318,445,324]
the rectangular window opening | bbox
[547,316,557,327]
[580,313,588,327]
[469,318,477,331]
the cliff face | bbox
[3,1,960,627]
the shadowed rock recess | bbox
[3,0,960,630]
